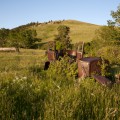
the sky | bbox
[0,0,120,29]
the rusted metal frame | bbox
[77,41,84,57]
[47,41,84,61]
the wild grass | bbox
[0,49,46,77]
[0,49,120,120]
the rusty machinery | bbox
[44,41,118,86]
[44,41,84,70]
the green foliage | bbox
[20,29,38,48]
[57,25,70,36]
[75,4,120,79]
[92,26,120,49]
[7,29,21,50]
[84,42,92,55]
[0,28,40,49]
[97,46,120,64]
[100,58,111,77]
[54,25,72,50]
[47,55,77,86]
[0,77,47,120]
[109,4,120,26]
[87,25,120,60]
[0,49,120,120]
[1,75,120,119]
[7,29,40,49]
[0,28,9,47]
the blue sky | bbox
[0,0,120,29]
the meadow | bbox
[0,49,120,120]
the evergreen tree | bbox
[54,25,71,50]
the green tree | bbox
[54,25,71,50]
[0,28,9,47]
[94,26,120,47]
[20,29,38,48]
[7,29,21,52]
[108,4,120,26]
[7,29,39,50]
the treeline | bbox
[0,28,41,50]
[14,22,39,30]
[14,20,65,30]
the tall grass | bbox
[0,49,120,120]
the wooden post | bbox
[81,42,84,58]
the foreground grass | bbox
[0,49,120,120]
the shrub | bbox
[46,55,77,86]
[97,46,120,64]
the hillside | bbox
[30,20,101,43]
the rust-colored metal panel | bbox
[66,50,83,61]
[93,75,112,86]
[66,50,77,56]
[115,73,120,84]
[78,60,89,78]
[47,50,56,61]
[78,57,101,78]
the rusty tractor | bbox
[44,41,118,86]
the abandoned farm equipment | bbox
[44,41,118,86]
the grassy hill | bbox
[30,20,101,43]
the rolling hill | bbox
[29,20,101,43]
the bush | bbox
[97,46,120,64]
[46,55,77,86]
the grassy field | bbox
[0,49,120,120]
[31,20,100,43]
[0,49,46,78]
